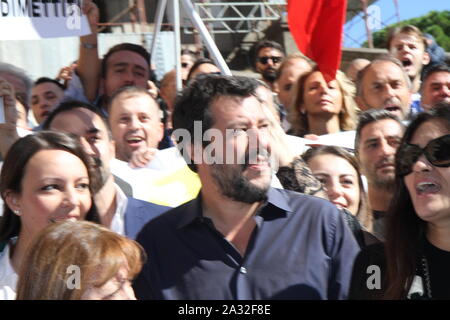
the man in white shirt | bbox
[42,100,169,239]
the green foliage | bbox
[363,10,450,51]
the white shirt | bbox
[109,184,128,236]
[0,238,18,300]
[145,147,188,172]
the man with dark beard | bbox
[133,75,359,300]
[252,40,285,92]
[355,109,405,240]
[42,100,170,239]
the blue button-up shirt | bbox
[134,188,360,300]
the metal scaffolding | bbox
[183,1,286,34]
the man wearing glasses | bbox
[252,40,285,92]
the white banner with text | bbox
[0,0,90,40]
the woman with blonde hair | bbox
[16,220,144,300]
[288,67,359,137]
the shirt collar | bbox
[176,193,204,229]
[109,184,128,235]
[176,187,292,229]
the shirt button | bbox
[240,267,247,274]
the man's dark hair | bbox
[354,109,404,156]
[172,74,261,172]
[186,58,219,82]
[42,100,112,140]
[251,40,285,70]
[181,48,198,60]
[34,77,65,91]
[421,64,450,90]
[101,43,151,78]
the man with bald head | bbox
[275,54,314,109]
[355,55,412,121]
[345,58,370,83]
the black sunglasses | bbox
[397,134,450,176]
[258,56,283,65]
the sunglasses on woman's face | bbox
[397,134,450,176]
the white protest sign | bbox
[0,0,91,40]
[304,131,356,151]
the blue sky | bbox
[344,0,449,47]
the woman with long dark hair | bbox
[0,131,101,299]
[350,102,450,299]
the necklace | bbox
[408,255,432,299]
[421,255,432,299]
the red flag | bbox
[287,0,347,81]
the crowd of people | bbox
[0,0,449,300]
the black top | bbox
[372,210,387,241]
[349,239,450,300]
[133,188,360,300]
[424,239,450,299]
[349,242,386,300]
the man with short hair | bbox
[387,25,430,114]
[66,0,158,113]
[355,109,405,240]
[275,54,313,109]
[274,54,313,130]
[387,25,430,95]
[42,100,169,239]
[108,86,164,165]
[31,77,65,125]
[107,86,201,207]
[252,40,285,91]
[134,75,359,300]
[345,58,370,83]
[355,55,412,121]
[420,64,450,112]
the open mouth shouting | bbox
[400,57,415,75]
[382,99,404,118]
[416,180,441,196]
[125,134,146,150]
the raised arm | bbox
[77,0,100,102]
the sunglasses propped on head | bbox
[397,134,450,176]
